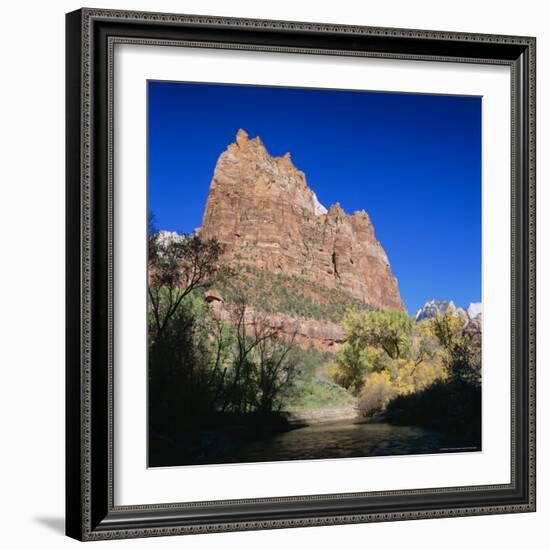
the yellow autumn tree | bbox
[333,309,450,416]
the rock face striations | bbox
[201,129,404,312]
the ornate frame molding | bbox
[66,8,536,541]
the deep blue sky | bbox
[148,81,481,314]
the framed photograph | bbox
[66,8,536,541]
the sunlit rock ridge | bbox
[200,129,404,312]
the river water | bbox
[229,420,479,463]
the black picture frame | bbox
[66,7,536,541]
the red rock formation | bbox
[208,299,346,353]
[201,129,404,312]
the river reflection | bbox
[226,420,480,464]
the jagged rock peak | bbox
[236,127,248,144]
[155,230,184,246]
[328,202,346,218]
[201,132,404,311]
[218,129,327,216]
[235,127,265,148]
[353,209,370,220]
[415,299,482,323]
[415,300,456,322]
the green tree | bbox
[342,309,412,360]
[448,339,481,386]
[425,307,465,351]
[333,309,412,394]
[334,340,375,394]
[221,292,298,414]
[420,309,481,386]
[147,215,230,431]
[148,222,226,344]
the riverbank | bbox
[286,405,358,425]
[149,409,482,468]
[149,411,306,467]
[163,419,480,467]
[150,406,359,467]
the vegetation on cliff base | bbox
[148,218,481,465]
[148,224,301,438]
[147,224,352,446]
[217,264,373,323]
[327,307,481,439]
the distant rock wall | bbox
[415,300,482,323]
[201,129,404,312]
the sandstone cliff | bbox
[201,129,404,312]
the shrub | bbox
[357,371,395,416]
[356,357,447,417]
